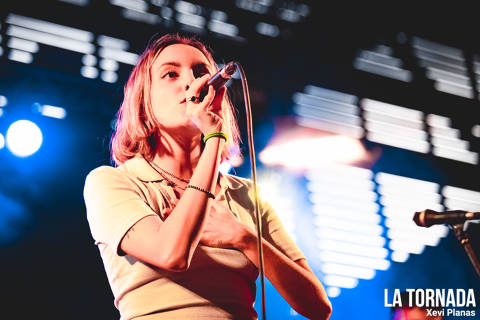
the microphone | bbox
[199,61,237,99]
[413,209,480,227]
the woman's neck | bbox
[151,128,202,181]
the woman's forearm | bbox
[156,137,224,269]
[239,230,332,320]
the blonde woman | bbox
[84,33,332,320]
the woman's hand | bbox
[185,74,226,135]
[200,200,253,250]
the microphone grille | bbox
[224,61,237,76]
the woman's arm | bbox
[200,201,332,319]
[239,230,332,320]
[120,137,224,271]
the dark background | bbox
[0,1,479,319]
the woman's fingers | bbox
[186,74,210,100]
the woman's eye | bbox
[163,71,178,79]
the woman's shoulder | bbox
[84,163,135,190]
[222,173,253,189]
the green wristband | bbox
[203,132,227,143]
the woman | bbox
[84,33,332,320]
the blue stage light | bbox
[6,120,43,157]
[0,133,5,149]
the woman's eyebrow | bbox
[159,61,181,69]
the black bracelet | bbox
[186,184,215,199]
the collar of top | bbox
[121,154,243,191]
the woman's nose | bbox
[184,70,196,91]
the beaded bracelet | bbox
[203,132,227,144]
[186,184,215,199]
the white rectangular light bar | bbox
[376,172,440,193]
[412,36,472,98]
[305,85,357,104]
[176,12,206,29]
[444,198,480,212]
[7,37,39,53]
[296,117,364,138]
[293,87,363,138]
[389,239,425,255]
[412,36,464,61]
[364,110,424,130]
[426,67,470,86]
[294,104,361,126]
[110,0,148,12]
[358,49,402,67]
[366,131,430,153]
[8,49,33,64]
[443,185,480,203]
[472,124,480,137]
[121,8,161,25]
[362,98,423,121]
[318,250,390,271]
[7,25,95,54]
[97,35,129,50]
[443,185,480,211]
[323,274,358,289]
[321,262,375,280]
[293,92,360,116]
[317,239,388,259]
[58,0,90,6]
[98,47,138,65]
[365,120,427,140]
[354,56,412,82]
[427,113,479,164]
[313,206,381,224]
[418,56,467,74]
[314,216,383,236]
[434,80,473,98]
[6,13,93,42]
[316,228,385,247]
[430,126,460,139]
[208,20,239,37]
[432,135,469,149]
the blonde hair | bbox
[111,33,241,166]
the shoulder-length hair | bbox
[110,33,241,166]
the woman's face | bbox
[149,43,214,132]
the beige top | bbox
[83,155,305,320]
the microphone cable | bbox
[235,62,267,320]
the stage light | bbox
[318,250,390,271]
[32,103,67,119]
[321,262,376,280]
[323,274,358,289]
[326,287,341,298]
[82,54,97,66]
[98,47,139,65]
[218,161,232,175]
[6,120,43,157]
[472,124,480,138]
[81,66,98,79]
[0,133,5,149]
[7,37,39,53]
[354,47,412,82]
[259,134,368,169]
[8,49,33,64]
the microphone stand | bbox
[450,223,480,278]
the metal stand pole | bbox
[450,223,480,278]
